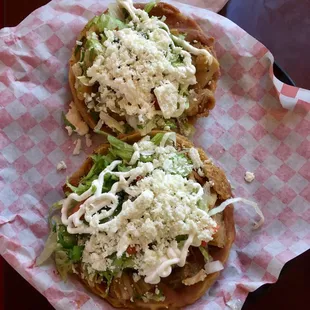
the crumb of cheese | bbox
[244,171,255,183]
[56,161,67,171]
[73,139,82,155]
[85,134,92,148]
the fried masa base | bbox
[68,2,220,133]
[63,131,235,309]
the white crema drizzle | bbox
[60,133,218,284]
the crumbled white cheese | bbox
[85,28,196,124]
[61,133,218,284]
[85,134,92,148]
[65,102,89,136]
[73,139,82,155]
[154,82,187,118]
[244,171,255,183]
[76,40,83,46]
[56,161,67,171]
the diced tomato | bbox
[201,241,207,247]
[69,201,85,218]
[136,176,143,182]
[126,246,137,255]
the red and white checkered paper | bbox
[0,0,309,309]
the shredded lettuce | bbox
[85,38,103,52]
[100,191,125,224]
[164,119,177,130]
[151,133,164,145]
[101,270,114,292]
[171,53,184,67]
[66,153,115,195]
[49,200,64,217]
[55,249,73,281]
[58,225,78,249]
[37,220,83,275]
[66,179,95,196]
[108,3,125,20]
[111,253,135,273]
[144,1,156,13]
[84,38,104,65]
[96,14,126,32]
[102,173,119,192]
[199,246,211,263]
[85,153,115,181]
[68,245,84,263]
[140,155,153,162]
[36,231,58,266]
[151,132,176,147]
[94,129,109,136]
[176,235,187,242]
[108,135,134,162]
[118,163,132,172]
[100,113,125,133]
[85,16,100,30]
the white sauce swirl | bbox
[60,133,218,283]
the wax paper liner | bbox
[0,0,309,309]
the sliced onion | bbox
[204,260,224,274]
[208,197,264,229]
[160,132,176,147]
[36,231,57,266]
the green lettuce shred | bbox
[199,246,211,262]
[108,135,134,162]
[144,1,156,13]
[151,133,164,145]
[101,270,114,292]
[96,13,126,32]
[164,119,177,130]
[58,225,78,249]
[68,245,84,263]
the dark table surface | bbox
[1,0,309,309]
